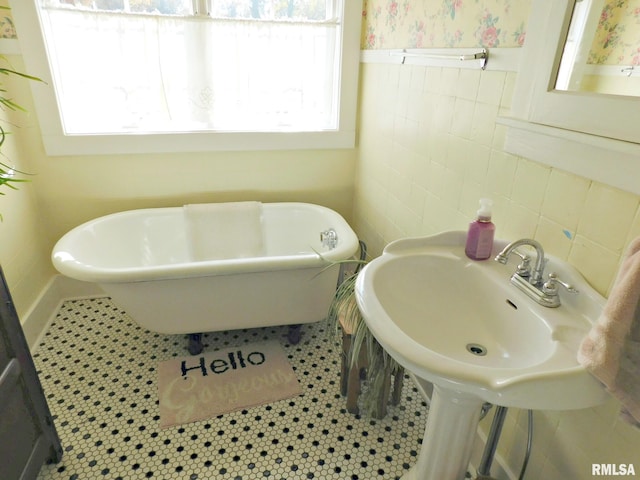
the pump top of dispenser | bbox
[476,198,493,222]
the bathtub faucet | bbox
[320,229,338,249]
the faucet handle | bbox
[542,273,579,296]
[510,250,532,278]
[320,228,338,249]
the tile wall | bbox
[352,60,640,478]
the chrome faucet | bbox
[495,238,546,286]
[495,238,577,307]
[320,228,338,249]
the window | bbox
[11,0,361,154]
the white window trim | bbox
[10,0,361,156]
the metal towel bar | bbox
[390,48,488,69]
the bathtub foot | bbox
[188,333,204,355]
[287,324,302,344]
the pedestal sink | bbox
[354,231,608,480]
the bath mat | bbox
[157,340,302,428]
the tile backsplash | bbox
[354,61,640,296]
[353,60,640,479]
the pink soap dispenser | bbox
[465,198,495,260]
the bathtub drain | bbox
[466,343,487,356]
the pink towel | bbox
[578,237,640,427]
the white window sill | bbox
[40,129,356,156]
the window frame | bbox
[510,0,640,144]
[10,0,362,156]
[498,0,640,196]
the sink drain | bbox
[466,343,487,356]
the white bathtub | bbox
[52,202,359,343]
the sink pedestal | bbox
[403,383,483,480]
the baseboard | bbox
[22,274,106,352]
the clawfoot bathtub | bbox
[52,202,359,353]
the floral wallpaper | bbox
[0,1,16,39]
[588,0,640,65]
[0,14,16,39]
[361,0,531,49]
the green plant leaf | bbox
[0,97,27,112]
[325,249,401,419]
[0,56,43,214]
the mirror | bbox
[499,0,640,196]
[556,0,640,96]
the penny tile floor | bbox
[34,297,430,480]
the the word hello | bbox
[181,349,265,378]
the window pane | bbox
[128,0,193,15]
[38,5,340,134]
[44,0,194,15]
[210,0,334,21]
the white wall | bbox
[0,55,52,320]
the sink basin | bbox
[374,253,554,370]
[356,230,607,409]
[355,231,608,480]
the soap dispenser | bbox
[465,198,495,260]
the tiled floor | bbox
[34,297,429,480]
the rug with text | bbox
[157,340,302,428]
